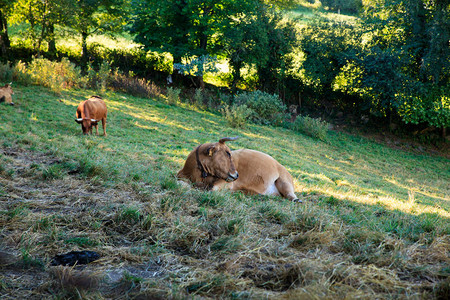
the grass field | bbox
[0,85,448,299]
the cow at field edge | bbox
[177,137,301,202]
[0,83,14,105]
[75,96,107,136]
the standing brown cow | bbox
[0,83,14,105]
[75,96,107,136]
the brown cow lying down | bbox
[75,95,107,136]
[0,83,14,105]
[177,137,301,202]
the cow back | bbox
[81,96,107,120]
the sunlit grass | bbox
[285,0,359,25]
[1,84,449,298]
[4,84,448,217]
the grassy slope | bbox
[0,85,448,299]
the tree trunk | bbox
[48,23,57,58]
[230,58,242,94]
[81,31,89,67]
[0,10,11,61]
[198,75,205,90]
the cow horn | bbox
[76,118,82,121]
[91,119,97,122]
[219,136,239,144]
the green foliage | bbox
[193,88,204,107]
[221,103,252,128]
[0,62,14,82]
[397,85,450,128]
[254,7,298,94]
[22,57,84,93]
[166,87,181,105]
[299,19,362,92]
[97,60,110,92]
[292,115,329,141]
[234,90,288,126]
[299,1,450,129]
[0,61,32,85]
[130,0,248,61]
[84,43,172,75]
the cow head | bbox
[197,137,239,182]
[75,118,99,134]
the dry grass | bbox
[0,148,447,299]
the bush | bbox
[98,60,111,92]
[17,57,84,93]
[110,70,161,99]
[193,88,204,107]
[0,61,33,85]
[293,115,329,141]
[234,91,288,126]
[221,103,253,128]
[0,62,14,82]
[166,87,181,105]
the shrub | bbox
[17,57,84,93]
[110,70,161,99]
[0,62,14,82]
[221,103,252,128]
[234,90,287,126]
[293,115,329,141]
[98,60,111,92]
[0,61,33,85]
[193,88,204,106]
[166,87,181,105]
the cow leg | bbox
[275,178,301,203]
[102,118,107,136]
[95,124,99,135]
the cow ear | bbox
[204,146,215,157]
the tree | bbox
[131,0,259,87]
[360,0,450,133]
[8,0,126,61]
[69,0,127,66]
[254,6,297,96]
[0,0,14,61]
[222,2,270,92]
[131,0,239,62]
[10,0,74,56]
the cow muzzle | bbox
[226,172,239,182]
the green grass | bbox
[285,0,360,26]
[0,84,449,298]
